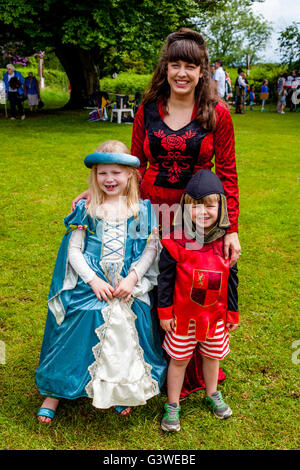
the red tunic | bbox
[131,101,239,233]
[157,232,238,342]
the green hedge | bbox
[100,72,152,96]
[1,63,291,101]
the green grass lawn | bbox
[0,93,299,450]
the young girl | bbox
[260,80,269,112]
[157,170,239,432]
[249,85,255,110]
[36,140,167,423]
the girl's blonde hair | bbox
[87,140,140,219]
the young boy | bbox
[157,169,239,432]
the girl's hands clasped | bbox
[113,271,138,303]
[90,271,138,303]
[89,275,114,302]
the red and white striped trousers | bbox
[163,319,230,361]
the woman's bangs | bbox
[167,40,201,65]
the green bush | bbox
[100,72,152,96]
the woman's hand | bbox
[113,271,138,303]
[226,322,239,332]
[160,318,175,333]
[224,232,241,267]
[89,275,114,302]
[71,189,90,212]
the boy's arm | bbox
[157,247,177,320]
[226,263,239,325]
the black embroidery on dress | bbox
[144,103,210,189]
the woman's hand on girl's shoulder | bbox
[88,274,114,302]
[71,189,90,212]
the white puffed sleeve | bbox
[68,229,95,284]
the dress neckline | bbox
[157,101,198,132]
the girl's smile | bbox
[96,164,131,198]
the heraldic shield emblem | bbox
[191,269,222,307]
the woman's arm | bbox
[226,263,239,331]
[214,103,241,266]
[131,105,148,178]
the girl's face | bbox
[96,164,131,199]
[167,60,202,98]
[190,198,219,233]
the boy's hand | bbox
[113,271,138,303]
[89,275,114,302]
[226,322,238,332]
[160,318,175,333]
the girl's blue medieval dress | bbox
[35,199,166,408]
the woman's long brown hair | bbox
[142,28,220,131]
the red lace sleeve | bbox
[131,105,148,178]
[214,103,239,233]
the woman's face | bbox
[167,60,202,98]
[7,67,13,75]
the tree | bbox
[0,0,225,109]
[196,0,272,66]
[278,22,300,66]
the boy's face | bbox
[190,197,219,233]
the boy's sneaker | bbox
[204,391,232,419]
[161,403,181,432]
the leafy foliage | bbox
[196,0,272,66]
[278,22,300,66]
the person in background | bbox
[224,70,232,103]
[235,69,247,114]
[2,64,25,120]
[24,72,40,112]
[211,64,215,80]
[214,60,226,99]
[289,70,300,112]
[249,85,255,110]
[276,73,286,113]
[260,80,269,112]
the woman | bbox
[72,28,241,398]
[24,72,40,112]
[2,64,25,120]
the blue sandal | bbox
[37,407,56,422]
[114,406,132,416]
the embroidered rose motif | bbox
[77,225,86,230]
[161,134,186,152]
